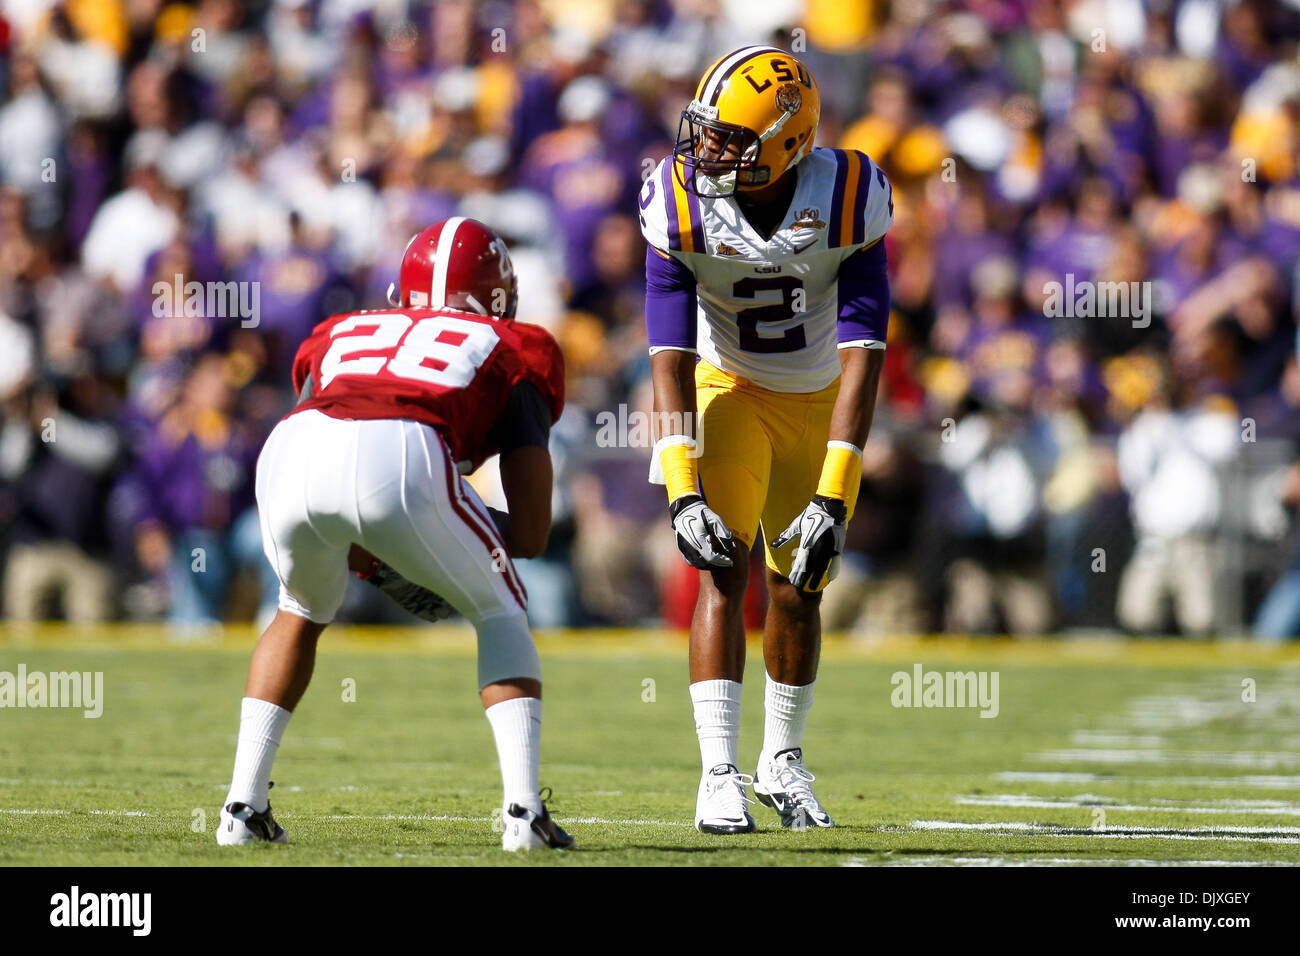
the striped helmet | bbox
[673,46,821,197]
[394,217,518,320]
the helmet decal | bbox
[488,236,513,279]
[775,82,802,116]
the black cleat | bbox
[218,783,289,845]
[502,791,576,851]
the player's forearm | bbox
[499,444,553,558]
[651,348,698,432]
[830,347,884,449]
[818,348,885,503]
[650,349,700,502]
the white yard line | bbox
[845,855,1289,867]
[3,807,689,828]
[1072,731,1164,746]
[4,807,689,828]
[0,808,150,816]
[318,812,692,827]
[957,794,1300,815]
[1029,749,1300,769]
[907,820,1300,843]
[995,771,1300,789]
[978,684,1300,861]
[1120,691,1300,732]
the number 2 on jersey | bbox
[319,313,500,389]
[733,276,807,353]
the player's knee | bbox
[475,611,541,689]
[697,562,750,619]
[268,607,330,638]
[768,572,822,621]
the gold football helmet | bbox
[674,46,821,196]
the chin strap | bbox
[385,282,401,307]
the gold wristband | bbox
[815,441,863,502]
[658,438,699,502]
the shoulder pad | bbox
[820,148,894,250]
[507,322,566,424]
[637,158,706,255]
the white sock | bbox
[485,697,542,814]
[225,697,293,811]
[761,673,815,762]
[690,679,742,771]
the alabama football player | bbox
[218,218,574,852]
[640,47,893,832]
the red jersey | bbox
[289,308,565,472]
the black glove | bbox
[362,559,456,622]
[770,495,847,590]
[669,494,737,570]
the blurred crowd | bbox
[1,0,1298,638]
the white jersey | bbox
[639,146,893,392]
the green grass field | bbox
[3,625,1300,866]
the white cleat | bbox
[217,801,289,845]
[501,798,575,852]
[754,748,834,829]
[694,763,756,834]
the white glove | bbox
[770,495,847,590]
[669,494,737,569]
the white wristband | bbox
[648,434,696,485]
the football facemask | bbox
[672,105,763,197]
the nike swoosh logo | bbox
[791,239,816,253]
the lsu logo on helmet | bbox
[673,46,821,196]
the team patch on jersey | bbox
[715,241,742,257]
[661,159,705,254]
[792,207,825,230]
[827,149,872,248]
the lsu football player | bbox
[640,47,893,832]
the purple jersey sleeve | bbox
[644,247,697,351]
[837,240,891,345]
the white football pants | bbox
[255,409,538,686]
